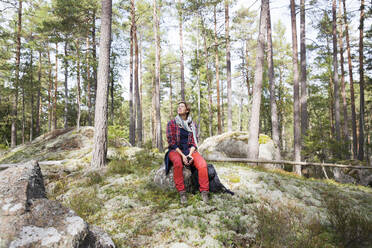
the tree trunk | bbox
[196,13,201,132]
[86,36,92,126]
[342,0,357,158]
[178,0,185,101]
[169,73,173,120]
[64,41,68,128]
[109,56,114,123]
[11,0,22,147]
[139,35,144,141]
[36,50,41,136]
[76,41,81,130]
[92,9,98,114]
[225,0,232,132]
[300,0,308,141]
[332,0,341,143]
[358,0,365,160]
[290,0,301,175]
[129,3,135,146]
[53,42,58,131]
[214,5,222,135]
[133,0,142,146]
[247,0,268,159]
[47,47,52,132]
[267,4,281,160]
[21,77,25,144]
[151,74,156,148]
[202,18,213,137]
[153,0,163,151]
[338,0,349,145]
[91,0,112,168]
[30,50,34,142]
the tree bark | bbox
[11,0,22,147]
[21,74,25,144]
[64,41,68,128]
[53,42,58,131]
[202,17,213,137]
[92,9,98,112]
[358,0,365,160]
[76,41,81,130]
[169,73,173,120]
[178,0,185,101]
[225,0,232,132]
[36,50,41,136]
[86,36,92,126]
[300,0,308,141]
[342,0,357,158]
[133,0,142,146]
[110,57,114,123]
[338,0,349,145]
[267,4,281,160]
[91,0,112,168]
[214,5,222,135]
[47,47,52,132]
[30,51,34,142]
[290,0,301,175]
[332,0,341,142]
[153,0,163,151]
[247,0,268,159]
[129,3,135,146]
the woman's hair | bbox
[178,101,191,117]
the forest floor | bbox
[1,127,372,248]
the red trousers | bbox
[168,151,209,192]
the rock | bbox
[0,160,114,248]
[198,132,281,169]
[79,225,116,248]
[153,163,193,192]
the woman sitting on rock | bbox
[166,101,209,204]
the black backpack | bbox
[190,164,234,195]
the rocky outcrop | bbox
[0,160,114,248]
[153,164,193,192]
[198,132,281,169]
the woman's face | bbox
[177,103,188,115]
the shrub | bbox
[85,171,104,186]
[108,125,129,148]
[324,192,372,248]
[68,188,102,220]
[253,200,331,248]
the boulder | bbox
[198,132,281,169]
[153,164,194,192]
[0,160,115,248]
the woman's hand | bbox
[182,154,189,165]
[187,154,194,164]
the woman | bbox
[166,101,209,204]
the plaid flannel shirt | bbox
[166,119,197,151]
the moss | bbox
[225,173,241,183]
[67,187,103,221]
[258,134,271,144]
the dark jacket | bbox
[164,119,198,174]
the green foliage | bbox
[107,149,162,176]
[108,125,129,148]
[302,128,351,162]
[253,201,333,248]
[85,171,104,186]
[324,192,372,248]
[68,187,102,220]
[258,134,270,145]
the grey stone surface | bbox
[153,163,193,192]
[198,132,282,169]
[0,160,115,248]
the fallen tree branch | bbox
[206,158,372,170]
